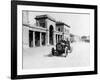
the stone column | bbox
[46,30,49,46]
[33,31,35,47]
[26,29,29,48]
[53,31,56,45]
[40,32,42,46]
[57,34,58,43]
[62,33,64,40]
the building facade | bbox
[23,11,70,48]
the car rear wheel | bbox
[56,43,63,51]
[68,46,72,53]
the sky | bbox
[23,11,90,36]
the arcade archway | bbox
[49,25,54,45]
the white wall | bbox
[22,11,29,25]
[23,25,29,48]
[0,0,99,80]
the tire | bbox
[68,47,72,53]
[52,48,55,55]
[56,43,63,51]
[64,47,68,57]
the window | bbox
[39,19,45,28]
[65,29,69,34]
[58,28,60,31]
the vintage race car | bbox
[51,40,72,57]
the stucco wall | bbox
[23,25,29,48]
[56,25,63,32]
[46,19,56,45]
[63,25,70,40]
[22,11,29,25]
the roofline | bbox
[64,23,70,28]
[35,15,70,28]
[56,22,70,28]
[35,14,56,22]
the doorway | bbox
[49,25,54,45]
[35,31,40,47]
[29,30,33,47]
